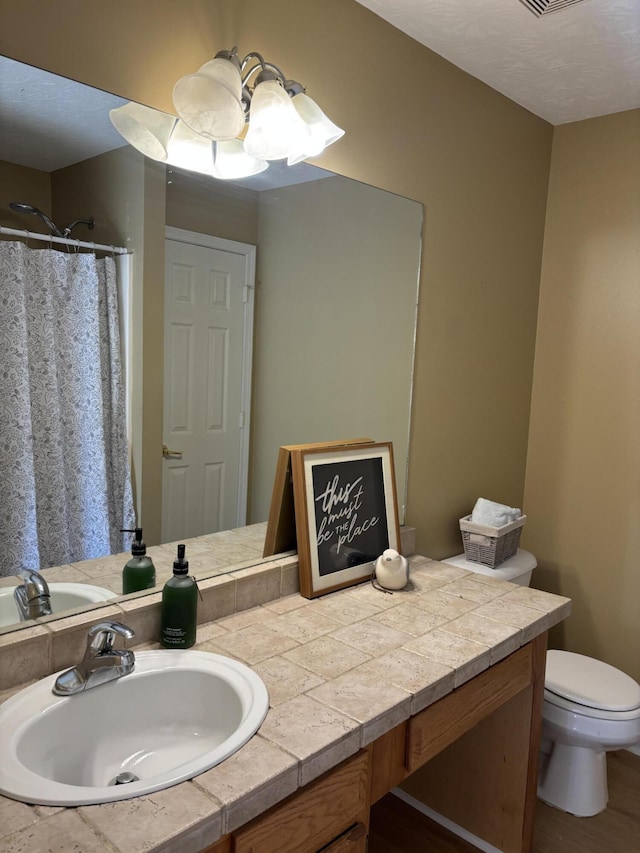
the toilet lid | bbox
[546,650,640,712]
[440,549,536,581]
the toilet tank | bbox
[439,548,537,586]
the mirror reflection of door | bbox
[162,228,255,542]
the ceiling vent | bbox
[518,0,591,16]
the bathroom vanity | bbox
[0,550,570,853]
[202,635,547,853]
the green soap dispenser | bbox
[160,544,197,649]
[122,527,156,594]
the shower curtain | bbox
[0,241,135,576]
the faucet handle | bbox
[87,621,135,654]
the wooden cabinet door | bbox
[233,750,370,853]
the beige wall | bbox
[523,109,640,680]
[0,0,553,558]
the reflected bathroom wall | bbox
[252,176,422,521]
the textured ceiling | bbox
[354,0,640,124]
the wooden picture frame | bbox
[291,441,401,599]
[263,438,375,558]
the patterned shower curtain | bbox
[0,241,135,576]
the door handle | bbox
[162,444,183,459]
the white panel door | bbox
[162,232,254,543]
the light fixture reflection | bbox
[165,120,215,172]
[211,140,268,180]
[109,102,175,161]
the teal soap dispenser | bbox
[122,527,156,594]
[160,544,197,649]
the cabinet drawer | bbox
[233,750,370,853]
[406,643,533,773]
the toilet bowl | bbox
[441,549,640,817]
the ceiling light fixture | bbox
[110,46,344,180]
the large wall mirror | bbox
[0,55,423,632]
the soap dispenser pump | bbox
[121,527,156,594]
[160,544,197,649]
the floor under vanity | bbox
[369,750,640,853]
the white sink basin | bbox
[0,650,269,805]
[0,582,117,628]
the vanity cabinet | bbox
[201,751,369,853]
[200,633,546,853]
[233,750,370,853]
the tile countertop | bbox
[0,556,571,853]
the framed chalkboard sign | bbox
[262,439,375,558]
[291,442,401,598]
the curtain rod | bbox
[0,226,130,255]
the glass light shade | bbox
[243,80,310,161]
[211,140,268,180]
[173,72,245,141]
[196,58,243,99]
[287,93,345,165]
[165,120,215,173]
[109,102,175,161]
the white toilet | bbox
[441,548,640,817]
[540,649,640,815]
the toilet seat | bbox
[543,688,640,721]
[545,650,640,714]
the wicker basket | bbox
[459,514,526,568]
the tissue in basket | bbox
[459,514,527,568]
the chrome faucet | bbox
[13,568,52,620]
[53,621,135,696]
